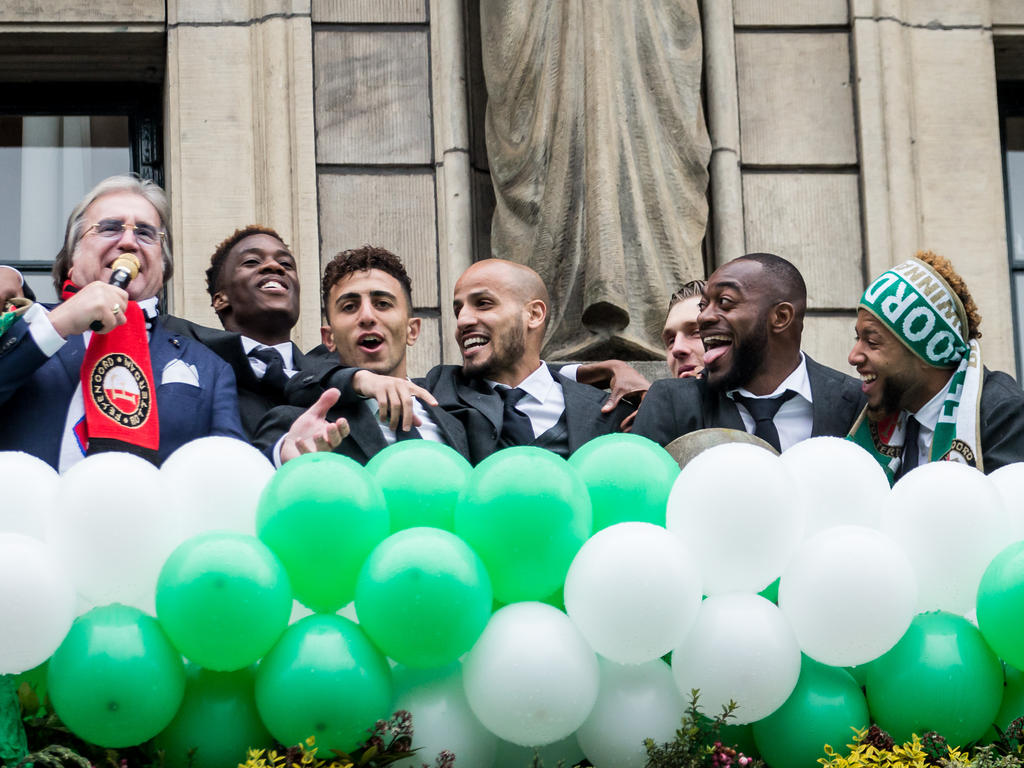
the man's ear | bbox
[406,316,422,346]
[770,302,795,334]
[320,324,336,352]
[525,299,547,331]
[212,291,229,315]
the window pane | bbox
[0,115,131,264]
[1015,271,1024,382]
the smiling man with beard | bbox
[633,252,864,452]
[847,250,1024,480]
[413,258,636,463]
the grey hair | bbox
[52,174,173,292]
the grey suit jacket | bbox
[633,355,866,447]
[421,363,634,464]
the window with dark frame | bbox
[0,82,162,303]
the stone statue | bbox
[481,0,712,360]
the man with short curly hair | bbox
[848,250,1024,479]
[252,245,469,464]
[163,225,313,438]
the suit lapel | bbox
[425,403,471,460]
[56,335,85,389]
[455,372,503,431]
[344,402,389,462]
[551,368,595,452]
[708,386,747,431]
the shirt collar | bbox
[240,335,295,371]
[910,371,955,433]
[138,296,160,326]
[729,352,813,403]
[487,361,555,403]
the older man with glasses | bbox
[0,174,244,469]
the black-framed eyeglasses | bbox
[85,218,165,247]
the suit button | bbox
[490,429,497,439]
[1,337,15,351]
[303,376,314,384]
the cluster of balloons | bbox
[3,433,1024,768]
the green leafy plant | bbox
[643,690,762,768]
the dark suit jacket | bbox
[420,363,635,464]
[633,355,865,447]
[975,369,1024,473]
[160,316,314,439]
[251,361,471,464]
[0,313,245,468]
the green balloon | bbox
[154,665,272,768]
[752,656,868,768]
[455,447,592,603]
[156,532,292,671]
[995,664,1024,732]
[257,452,389,612]
[759,577,780,605]
[977,541,1024,670]
[568,433,679,531]
[355,527,492,669]
[255,614,392,753]
[365,441,473,532]
[866,611,1003,745]
[48,604,185,748]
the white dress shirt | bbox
[488,362,566,438]
[907,373,956,466]
[728,353,814,452]
[240,335,297,378]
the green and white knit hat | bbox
[858,258,970,367]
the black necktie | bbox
[497,386,534,447]
[248,347,289,398]
[732,390,798,452]
[395,425,422,441]
[896,415,921,481]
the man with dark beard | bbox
[633,253,864,452]
[418,258,635,463]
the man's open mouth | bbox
[358,334,384,351]
[702,334,732,366]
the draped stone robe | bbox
[481,0,712,360]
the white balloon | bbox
[494,734,586,768]
[0,451,58,539]
[463,602,599,747]
[162,436,274,538]
[565,522,702,664]
[0,533,76,673]
[392,664,497,767]
[779,525,917,666]
[577,658,685,768]
[882,462,1010,614]
[666,444,803,594]
[671,594,800,724]
[50,452,179,611]
[988,463,1024,541]
[781,437,890,534]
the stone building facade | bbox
[1,0,1020,378]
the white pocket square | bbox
[161,359,200,387]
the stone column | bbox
[165,0,320,347]
[853,0,1013,372]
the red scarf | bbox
[61,282,160,462]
